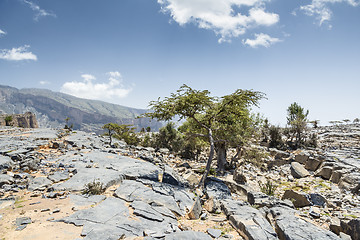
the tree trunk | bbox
[198,128,215,189]
[216,142,227,175]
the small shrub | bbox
[259,180,278,196]
[82,179,105,195]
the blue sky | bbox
[0,0,359,125]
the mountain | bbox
[0,85,161,132]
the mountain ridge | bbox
[0,85,160,132]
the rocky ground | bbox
[0,124,359,240]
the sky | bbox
[0,0,359,126]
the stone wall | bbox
[0,112,38,128]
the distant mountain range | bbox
[0,85,161,132]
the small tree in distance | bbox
[4,115,13,126]
[286,102,309,149]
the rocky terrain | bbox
[0,112,38,128]
[0,85,161,132]
[0,124,359,239]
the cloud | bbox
[23,0,56,21]
[39,81,50,85]
[297,0,359,26]
[242,33,281,48]
[60,72,132,102]
[0,29,6,37]
[0,45,38,61]
[157,0,279,43]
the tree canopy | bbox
[144,84,265,187]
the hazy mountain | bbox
[0,85,161,132]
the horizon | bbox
[1,0,359,126]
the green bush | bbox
[82,180,105,195]
[259,180,278,196]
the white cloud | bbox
[157,0,279,43]
[0,29,6,37]
[23,0,56,21]
[60,72,132,102]
[39,81,50,85]
[297,0,359,26]
[242,33,281,48]
[0,45,37,61]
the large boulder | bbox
[341,219,360,240]
[233,168,247,184]
[305,157,323,171]
[290,162,310,178]
[295,153,309,164]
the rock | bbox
[28,177,52,191]
[290,162,310,178]
[70,194,106,207]
[270,206,341,240]
[0,155,14,171]
[131,200,164,222]
[0,112,38,128]
[207,228,222,238]
[188,197,202,220]
[315,166,333,180]
[183,172,199,187]
[233,168,247,184]
[164,231,212,240]
[270,148,291,159]
[305,157,323,171]
[0,174,13,187]
[295,153,309,164]
[15,217,32,231]
[309,206,321,218]
[329,217,342,235]
[310,193,327,207]
[282,190,311,208]
[339,232,352,240]
[220,199,247,216]
[48,171,70,183]
[341,218,360,240]
[205,177,231,200]
[330,170,346,184]
[247,191,269,206]
[204,197,219,213]
[228,205,278,240]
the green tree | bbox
[113,124,140,146]
[64,117,73,130]
[152,122,183,152]
[103,123,119,146]
[286,102,309,148]
[354,118,360,123]
[144,84,264,187]
[4,115,13,126]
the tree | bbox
[4,115,13,126]
[152,122,183,152]
[144,84,265,187]
[103,123,119,146]
[113,124,140,146]
[354,118,360,123]
[64,117,73,130]
[286,102,309,148]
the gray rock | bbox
[310,193,327,207]
[282,190,311,208]
[53,168,122,191]
[131,200,164,222]
[229,206,278,240]
[270,206,340,240]
[220,199,247,216]
[0,155,14,171]
[205,177,231,200]
[28,177,52,191]
[164,231,212,240]
[0,174,13,187]
[48,171,69,183]
[70,194,106,206]
[15,217,32,230]
[339,232,352,240]
[290,162,310,178]
[188,197,202,220]
[114,180,182,215]
[207,228,222,238]
[248,191,269,206]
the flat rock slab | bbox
[48,170,70,183]
[131,200,164,222]
[228,205,278,240]
[114,180,183,215]
[270,206,341,240]
[290,162,310,178]
[69,194,106,207]
[164,231,212,240]
[0,155,14,170]
[28,176,52,191]
[53,168,122,191]
[205,177,232,200]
